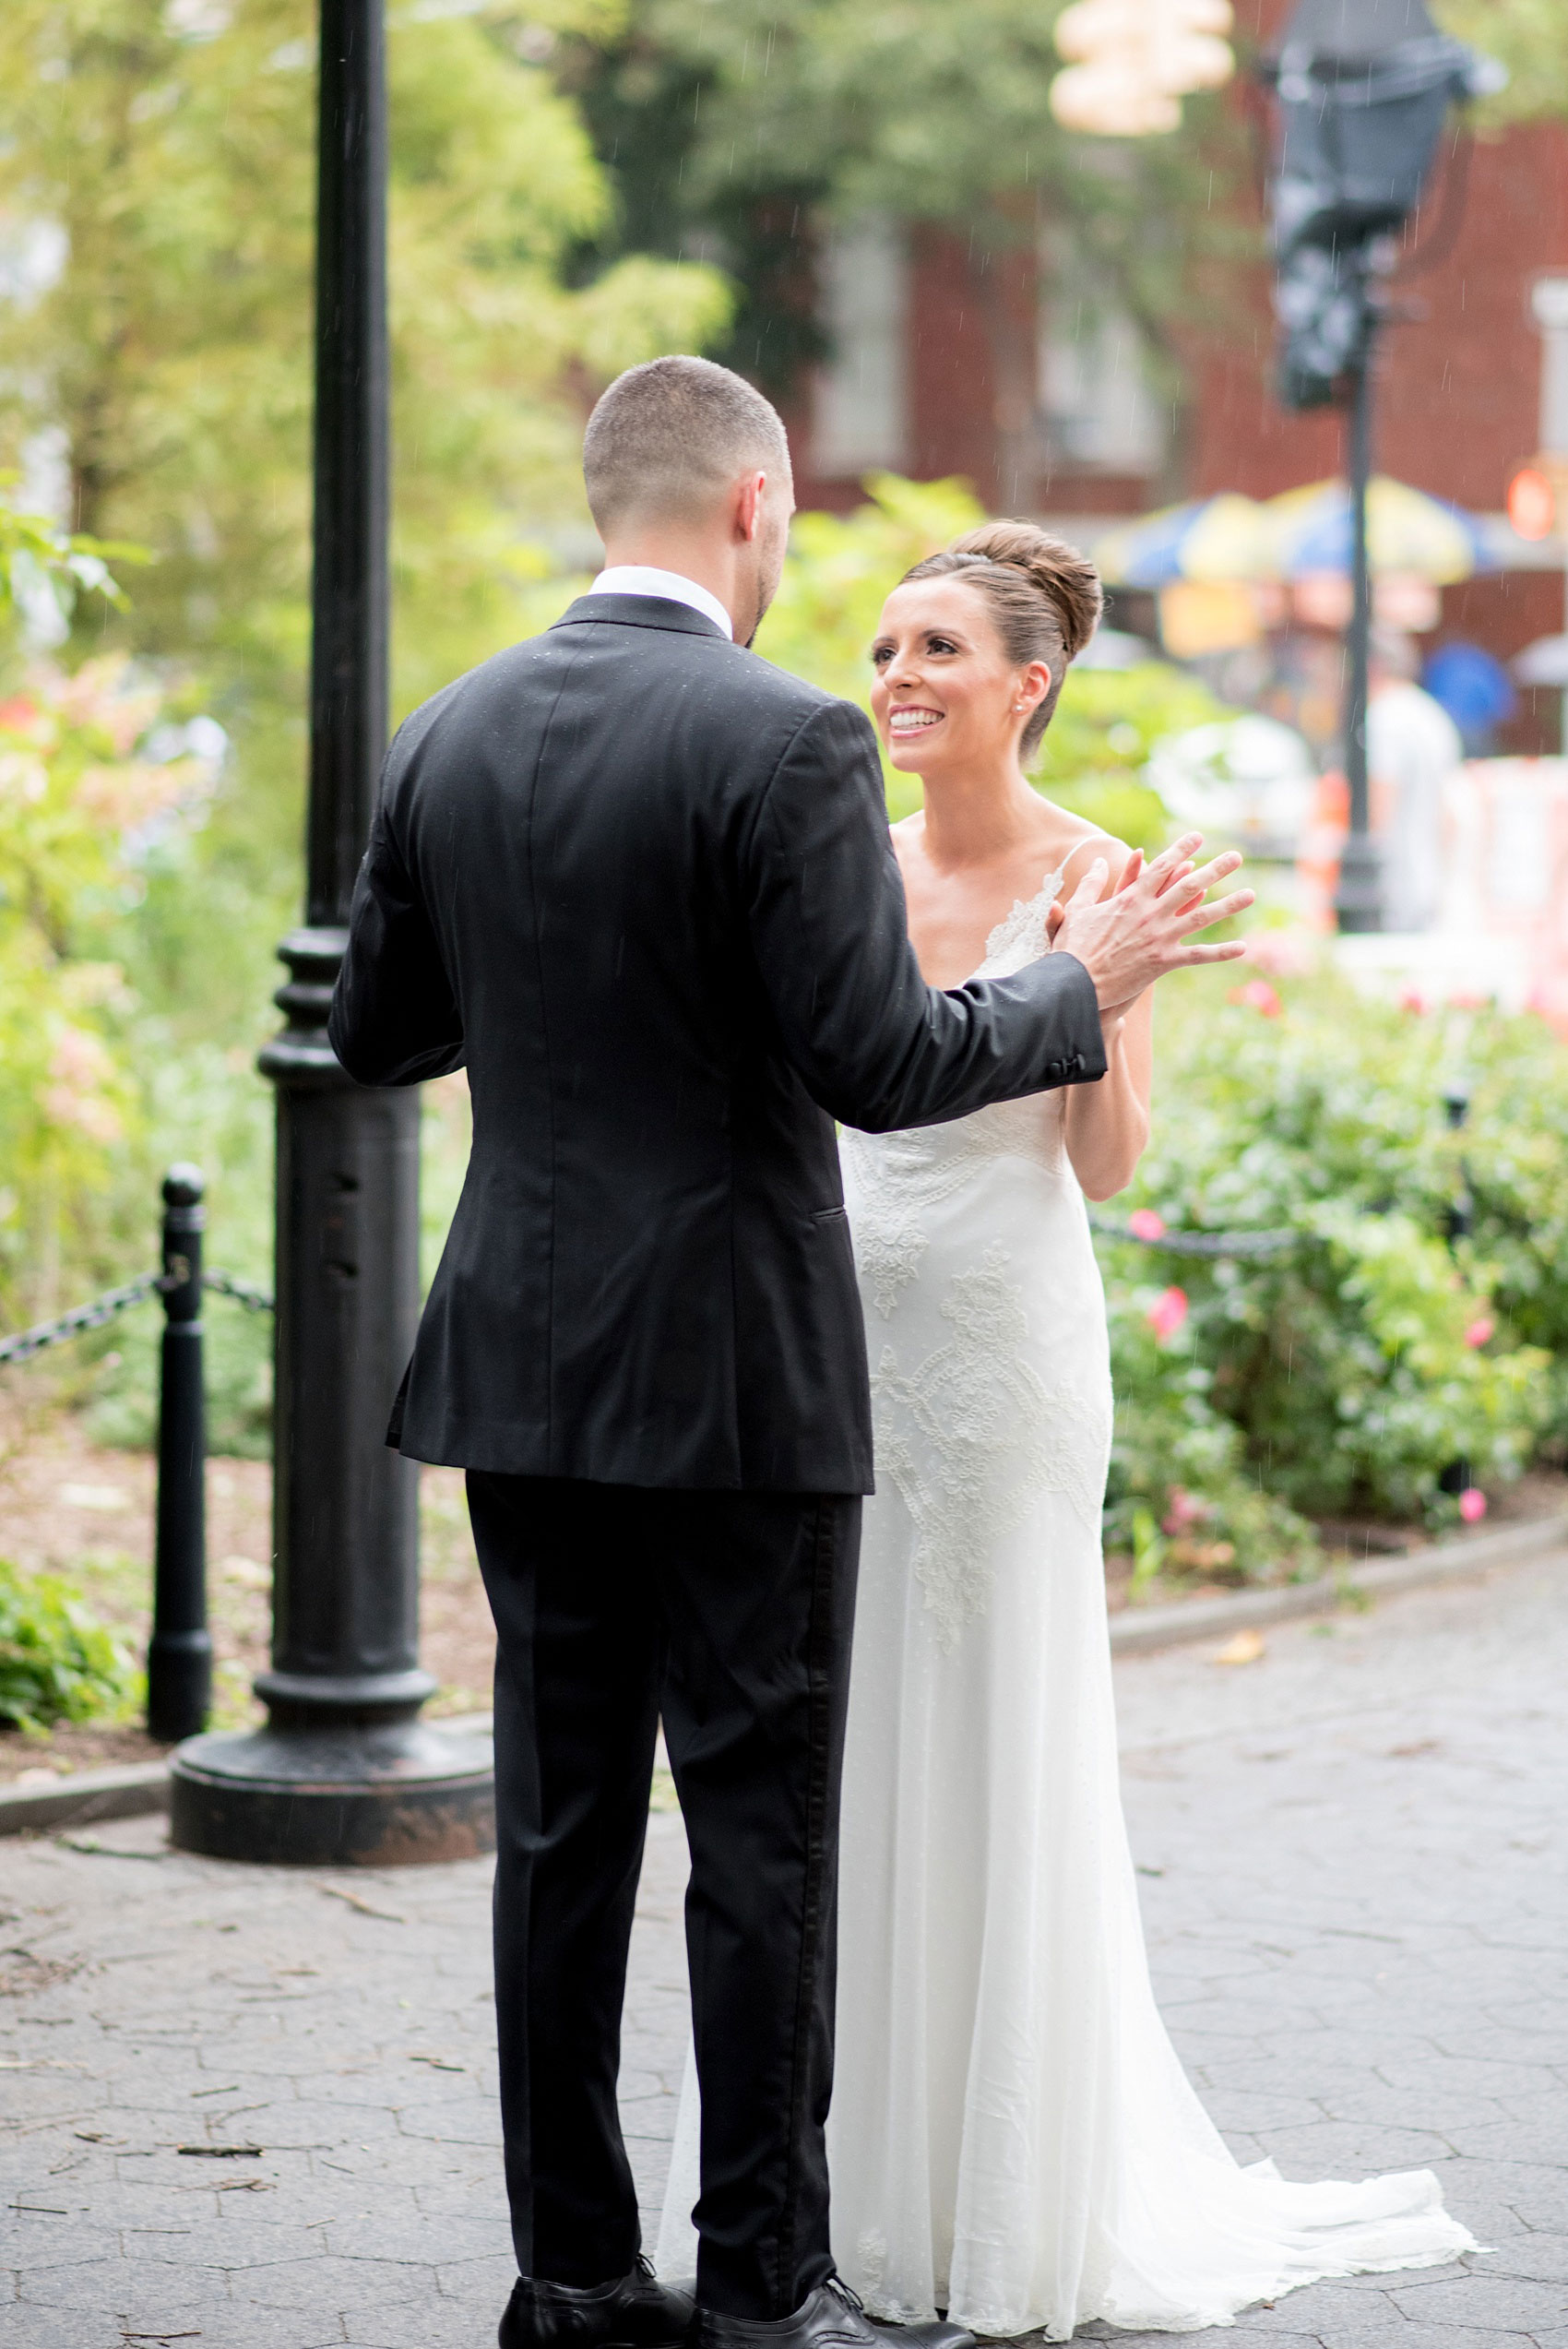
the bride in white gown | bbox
[659,521,1474,2337]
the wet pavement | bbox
[4,1545,1565,2349]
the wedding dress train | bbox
[657,873,1475,2336]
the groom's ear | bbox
[733,470,769,543]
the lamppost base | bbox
[168,1719,494,1866]
[1335,832,1384,935]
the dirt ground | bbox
[0,1398,493,1786]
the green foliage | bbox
[562,0,1252,413]
[0,488,137,666]
[0,0,727,717]
[1105,1272,1321,1583]
[1434,2,1566,123]
[0,1557,135,1733]
[0,2,729,1382]
[0,654,225,1323]
[1039,666,1229,855]
[1100,967,1561,1573]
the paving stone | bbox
[228,2252,434,2308]
[3,1546,1565,2348]
[1485,2239,1568,2283]
[1387,2280,1568,2330]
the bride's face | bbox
[870,579,1050,778]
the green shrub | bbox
[0,1558,135,1733]
[1038,664,1227,855]
[1100,965,1559,1571]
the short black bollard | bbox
[147,1165,212,1742]
[1440,1085,1474,1500]
[1443,1083,1473,1246]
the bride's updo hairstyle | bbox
[899,521,1103,757]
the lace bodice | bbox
[839,868,1073,1321]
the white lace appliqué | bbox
[870,1244,1111,1650]
[978,864,1065,973]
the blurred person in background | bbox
[1369,626,1464,934]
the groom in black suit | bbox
[330,357,1247,2349]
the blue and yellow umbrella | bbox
[1094,478,1493,587]
[1094,495,1269,589]
[1259,476,1491,582]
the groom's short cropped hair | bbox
[584,357,790,534]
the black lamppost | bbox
[170,0,493,1865]
[1260,0,1501,934]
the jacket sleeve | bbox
[327,793,466,1088]
[743,698,1106,1134]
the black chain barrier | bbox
[0,1268,274,1366]
[0,1271,177,1366]
[0,1226,1301,1367]
[199,1270,277,1316]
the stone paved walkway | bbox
[4,1545,1566,2349]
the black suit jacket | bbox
[328,593,1106,1493]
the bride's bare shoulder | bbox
[888,808,927,876]
[1041,806,1135,901]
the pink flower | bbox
[1243,929,1317,978]
[1463,1317,1495,1350]
[1128,1208,1167,1242]
[42,1026,123,1145]
[1229,979,1282,1018]
[1146,1286,1189,1342]
[1397,986,1431,1015]
[1458,1487,1488,1523]
[1162,1485,1209,1536]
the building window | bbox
[1038,282,1164,475]
[814,215,910,477]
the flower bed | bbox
[1100,960,1564,1590]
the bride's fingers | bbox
[1179,850,1243,896]
[1173,938,1250,966]
[1116,847,1144,894]
[1176,888,1255,933]
[1144,831,1203,888]
[1164,859,1249,916]
[1148,858,1195,900]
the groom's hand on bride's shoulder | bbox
[1051,831,1253,1019]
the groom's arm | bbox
[742,698,1106,1134]
[329,797,466,1087]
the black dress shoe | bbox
[501,2256,695,2349]
[693,2276,974,2349]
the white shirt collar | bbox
[588,565,733,641]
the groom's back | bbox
[366,593,873,1490]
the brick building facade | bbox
[790,16,1568,751]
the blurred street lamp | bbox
[1259,0,1503,934]
[1051,0,1234,138]
[169,0,493,1866]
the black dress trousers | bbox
[467,1472,862,2323]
